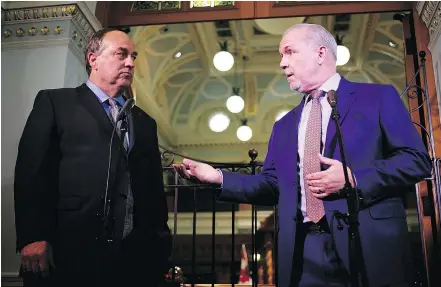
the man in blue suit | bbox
[174,23,431,286]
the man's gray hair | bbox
[282,23,337,60]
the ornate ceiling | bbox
[128,12,406,162]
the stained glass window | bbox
[131,1,181,11]
[190,1,234,8]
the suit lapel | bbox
[285,96,306,187]
[127,111,136,154]
[76,84,114,137]
[323,77,357,158]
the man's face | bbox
[279,28,321,93]
[92,31,137,89]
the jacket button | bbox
[96,213,100,217]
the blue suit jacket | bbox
[218,77,432,287]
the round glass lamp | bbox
[336,45,350,66]
[237,122,252,141]
[208,112,230,132]
[213,51,234,72]
[226,95,244,113]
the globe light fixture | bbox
[335,34,350,66]
[336,45,350,66]
[213,41,234,72]
[208,112,230,132]
[237,119,252,142]
[275,109,290,121]
[226,88,244,113]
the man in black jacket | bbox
[14,28,171,287]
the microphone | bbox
[326,90,368,286]
[327,90,338,107]
[102,97,134,243]
[116,98,135,122]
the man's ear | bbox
[88,52,98,71]
[317,46,327,65]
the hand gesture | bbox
[305,154,354,198]
[172,159,222,184]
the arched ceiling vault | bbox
[128,12,406,161]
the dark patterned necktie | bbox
[108,98,133,238]
[303,90,325,223]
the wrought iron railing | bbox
[400,51,441,287]
[160,147,271,286]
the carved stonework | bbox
[2,4,96,45]
[417,1,441,50]
[1,3,101,65]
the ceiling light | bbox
[388,41,396,48]
[174,51,182,58]
[208,112,230,132]
[213,41,234,72]
[336,45,350,66]
[213,51,234,72]
[226,95,244,114]
[335,34,350,66]
[237,119,252,141]
[275,109,290,121]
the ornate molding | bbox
[1,2,102,65]
[1,2,101,50]
[417,1,441,51]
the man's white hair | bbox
[282,23,337,60]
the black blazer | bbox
[14,84,171,276]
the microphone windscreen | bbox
[327,90,338,107]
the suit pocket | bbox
[58,195,83,211]
[368,198,406,219]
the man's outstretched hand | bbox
[172,159,222,184]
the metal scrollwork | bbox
[161,148,176,167]
[401,51,441,287]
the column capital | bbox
[416,1,441,51]
[1,2,102,63]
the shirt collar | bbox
[304,73,341,105]
[86,80,125,106]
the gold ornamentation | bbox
[190,0,234,8]
[131,1,181,11]
[420,1,441,38]
[28,26,37,36]
[16,28,25,37]
[54,26,63,34]
[24,10,32,20]
[42,8,49,18]
[2,4,96,43]
[3,29,12,38]
[40,26,50,35]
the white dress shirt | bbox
[298,73,341,222]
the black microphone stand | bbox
[328,93,368,287]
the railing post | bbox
[249,149,258,287]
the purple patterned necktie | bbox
[304,90,325,223]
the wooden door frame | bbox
[95,1,441,285]
[96,1,413,27]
